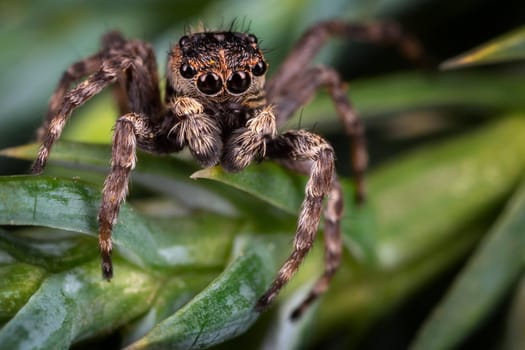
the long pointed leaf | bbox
[409,177,525,350]
[442,26,525,69]
[126,234,286,350]
[122,273,219,346]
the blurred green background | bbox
[1,0,525,349]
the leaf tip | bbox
[0,143,39,160]
[190,166,222,180]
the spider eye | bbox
[180,63,197,79]
[179,35,190,47]
[226,71,251,94]
[252,61,267,76]
[197,72,223,95]
[247,34,258,44]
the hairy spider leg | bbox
[36,32,136,141]
[256,19,423,317]
[260,65,366,319]
[100,114,161,279]
[266,19,425,103]
[266,19,426,201]
[275,158,345,319]
[37,53,102,141]
[32,33,164,278]
[255,130,335,313]
[270,65,367,203]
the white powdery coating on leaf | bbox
[35,240,76,256]
[238,283,255,301]
[3,289,70,349]
[62,272,83,296]
[158,245,190,265]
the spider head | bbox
[168,31,268,102]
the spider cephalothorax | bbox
[33,20,423,319]
[169,31,267,100]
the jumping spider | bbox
[33,20,423,319]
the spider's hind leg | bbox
[37,31,128,141]
[33,33,161,174]
[266,19,425,99]
[295,175,344,319]
[37,53,102,140]
[33,59,124,174]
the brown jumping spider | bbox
[33,20,423,319]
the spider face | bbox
[168,31,268,102]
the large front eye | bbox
[226,71,251,94]
[197,72,223,95]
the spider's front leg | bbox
[255,130,336,315]
[100,97,223,278]
[98,113,162,278]
[270,65,367,202]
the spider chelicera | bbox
[33,20,423,319]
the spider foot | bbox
[101,251,113,280]
[253,289,277,313]
[31,147,49,175]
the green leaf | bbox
[0,259,157,350]
[191,164,304,216]
[258,283,320,350]
[0,141,239,214]
[317,220,484,345]
[369,114,525,268]
[502,274,525,350]
[0,228,97,272]
[0,141,110,169]
[0,263,46,322]
[299,72,525,130]
[441,25,525,69]
[126,235,283,350]
[0,176,238,271]
[192,115,525,267]
[314,115,525,337]
[122,273,219,346]
[409,177,525,350]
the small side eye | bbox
[226,71,251,94]
[252,60,267,76]
[180,63,197,79]
[197,72,223,95]
[179,35,190,47]
[247,34,258,44]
